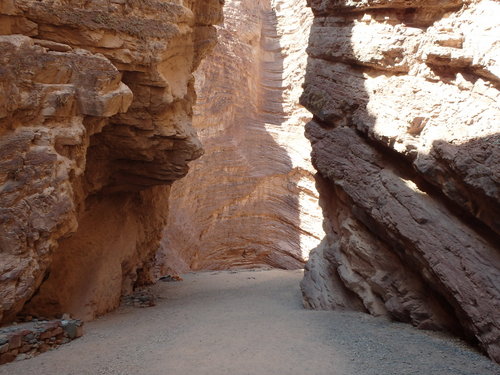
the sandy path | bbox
[1,269,498,375]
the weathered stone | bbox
[23,333,34,342]
[19,344,31,354]
[0,352,17,365]
[160,0,324,273]
[0,0,223,322]
[14,353,29,361]
[39,328,59,340]
[0,343,8,354]
[300,0,500,364]
[61,320,83,339]
[38,343,50,353]
[8,334,22,350]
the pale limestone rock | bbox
[300,0,500,363]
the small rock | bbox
[159,275,183,282]
[23,333,35,342]
[19,344,31,353]
[0,343,9,354]
[38,343,50,353]
[0,352,17,365]
[15,353,29,361]
[8,334,22,350]
[62,320,84,339]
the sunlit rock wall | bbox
[299,0,500,363]
[0,0,222,322]
[160,0,323,272]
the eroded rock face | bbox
[0,34,132,323]
[300,0,500,363]
[158,0,324,272]
[0,0,222,322]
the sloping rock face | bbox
[300,0,500,363]
[159,0,324,272]
[0,0,222,322]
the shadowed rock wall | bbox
[159,0,324,272]
[299,0,500,363]
[0,0,223,322]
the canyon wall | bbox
[159,0,324,272]
[299,0,500,363]
[0,0,222,322]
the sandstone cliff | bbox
[159,0,324,272]
[0,0,222,322]
[300,0,500,363]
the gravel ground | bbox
[1,269,499,375]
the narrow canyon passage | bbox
[0,0,499,370]
[1,270,498,375]
[160,0,323,272]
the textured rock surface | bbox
[0,0,222,322]
[0,318,83,365]
[159,0,324,272]
[300,0,500,363]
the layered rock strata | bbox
[159,0,324,272]
[300,0,500,363]
[0,0,222,322]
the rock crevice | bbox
[159,0,324,272]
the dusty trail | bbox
[1,270,498,375]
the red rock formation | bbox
[0,0,223,322]
[300,0,500,363]
[159,0,324,272]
